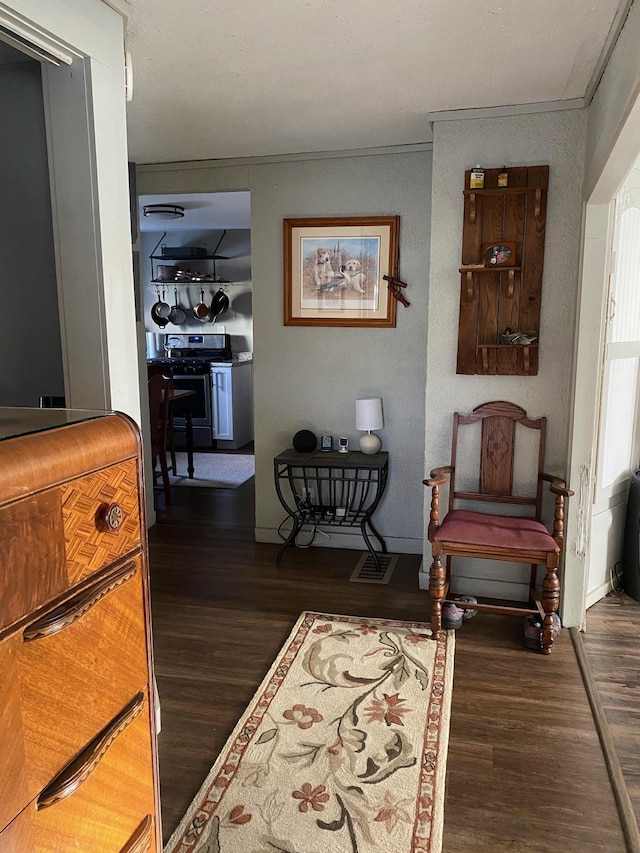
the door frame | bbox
[1,0,140,422]
[564,91,640,628]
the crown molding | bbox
[427,98,585,126]
[136,141,433,171]
[584,0,635,106]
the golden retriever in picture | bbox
[343,258,367,294]
[313,247,335,290]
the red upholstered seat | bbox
[433,509,559,554]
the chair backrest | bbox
[449,401,546,517]
[147,373,172,454]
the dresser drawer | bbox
[0,637,29,833]
[62,458,141,583]
[17,559,149,800]
[0,693,157,853]
[33,693,156,852]
[0,804,35,852]
[0,490,66,633]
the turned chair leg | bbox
[429,552,446,635]
[541,559,560,655]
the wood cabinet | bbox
[456,165,549,376]
[0,410,161,852]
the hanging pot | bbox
[150,287,171,328]
[168,288,186,325]
[210,288,229,322]
[194,288,211,322]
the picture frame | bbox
[481,241,517,267]
[283,216,400,327]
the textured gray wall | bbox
[137,148,432,553]
[0,59,63,406]
[425,110,586,600]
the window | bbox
[597,198,640,498]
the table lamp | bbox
[356,398,383,454]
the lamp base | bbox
[359,432,381,455]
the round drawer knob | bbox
[100,502,124,532]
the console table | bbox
[274,449,389,568]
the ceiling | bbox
[125,0,624,165]
[139,192,251,231]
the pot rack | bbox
[148,229,231,284]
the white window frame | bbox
[594,192,640,506]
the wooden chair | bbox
[148,373,173,506]
[424,401,573,654]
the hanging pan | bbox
[168,288,186,325]
[210,287,229,323]
[150,287,171,328]
[194,288,211,322]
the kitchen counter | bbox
[216,354,253,366]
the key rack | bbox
[456,165,549,376]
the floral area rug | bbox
[164,611,454,853]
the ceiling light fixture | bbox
[143,203,185,220]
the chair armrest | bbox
[540,473,573,547]
[423,466,452,538]
[540,472,574,498]
[423,466,453,488]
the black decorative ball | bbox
[293,429,317,453]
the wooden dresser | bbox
[0,409,161,852]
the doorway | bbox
[0,42,64,407]
[567,94,640,626]
[138,191,255,510]
[586,167,640,607]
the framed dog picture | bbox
[283,216,400,327]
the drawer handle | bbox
[23,561,137,642]
[97,501,125,532]
[121,815,153,853]
[37,692,145,810]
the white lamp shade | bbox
[356,398,383,431]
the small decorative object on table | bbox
[292,429,317,452]
[356,397,383,455]
[320,434,333,451]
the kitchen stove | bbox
[147,353,230,374]
[146,335,232,448]
[147,334,232,373]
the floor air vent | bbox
[349,553,398,585]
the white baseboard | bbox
[255,526,422,555]
[586,580,613,610]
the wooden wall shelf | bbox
[456,165,549,376]
[459,265,521,272]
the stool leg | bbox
[430,551,446,635]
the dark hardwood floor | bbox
[584,591,640,832]
[149,479,627,851]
